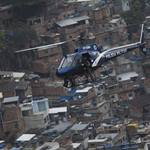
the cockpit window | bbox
[61,56,75,68]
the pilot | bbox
[82,56,94,82]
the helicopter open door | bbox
[76,55,83,73]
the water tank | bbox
[96,146,104,150]
[134,135,139,139]
[33,97,38,101]
[118,77,122,80]
[130,145,138,150]
[114,144,121,150]
[39,96,44,100]
[122,147,129,150]
[46,125,50,129]
[122,143,129,147]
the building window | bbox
[109,86,116,90]
[63,14,66,18]
[98,87,100,91]
[119,85,122,89]
[91,143,94,146]
[120,95,123,99]
[69,36,72,39]
[111,95,115,99]
[14,121,18,128]
[104,38,107,42]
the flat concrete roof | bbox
[76,87,92,93]
[116,72,138,82]
[49,107,67,114]
[16,134,36,141]
[71,143,81,148]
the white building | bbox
[114,0,133,14]
[20,98,50,130]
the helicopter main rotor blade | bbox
[15,39,73,53]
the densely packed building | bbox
[1,0,150,149]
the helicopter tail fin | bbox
[140,24,144,44]
[139,24,147,55]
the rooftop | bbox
[15,81,30,90]
[116,72,139,82]
[55,15,89,27]
[123,94,150,108]
[36,142,59,150]
[16,134,36,141]
[3,96,19,104]
[42,123,72,134]
[71,123,89,131]
[75,87,92,93]
[49,107,67,114]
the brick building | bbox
[123,94,150,121]
[1,96,24,140]
[0,81,31,99]
[0,4,14,29]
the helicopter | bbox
[15,24,148,88]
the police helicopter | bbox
[15,24,148,88]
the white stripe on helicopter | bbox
[92,24,144,67]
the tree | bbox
[0,29,5,49]
[121,1,145,40]
[6,0,47,22]
[6,22,37,49]
[5,0,47,7]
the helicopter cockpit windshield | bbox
[58,56,75,69]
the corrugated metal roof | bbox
[42,123,72,134]
[55,15,89,27]
[15,81,30,90]
[0,71,13,76]
[71,124,89,130]
[3,96,19,104]
[55,19,77,27]
[72,15,90,22]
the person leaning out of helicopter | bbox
[82,56,95,82]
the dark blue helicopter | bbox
[15,24,148,88]
[56,24,147,87]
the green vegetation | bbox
[6,22,37,49]
[121,1,146,40]
[5,0,47,7]
[0,29,5,49]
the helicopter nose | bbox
[56,67,74,78]
[56,68,68,78]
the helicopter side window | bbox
[77,56,82,65]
